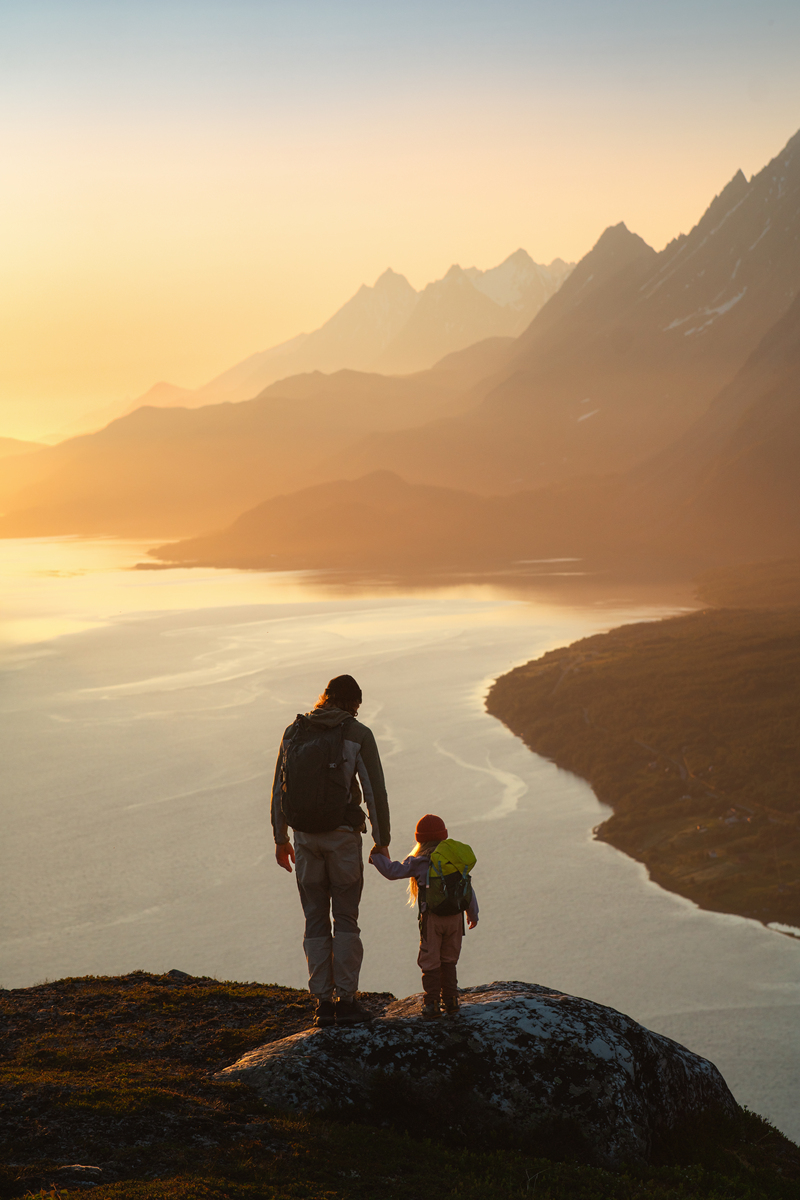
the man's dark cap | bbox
[326,674,362,704]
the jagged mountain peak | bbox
[591,221,652,254]
[463,249,574,317]
[466,247,535,278]
[638,124,800,326]
[524,222,653,331]
[480,247,537,274]
[118,248,573,415]
[554,222,656,291]
[372,267,416,293]
[776,125,800,160]
[750,124,800,187]
[686,169,752,242]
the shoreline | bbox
[486,601,800,932]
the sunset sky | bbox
[2,0,799,440]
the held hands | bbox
[371,845,390,858]
[275,842,295,873]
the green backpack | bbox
[424,838,476,916]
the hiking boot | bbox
[334,997,373,1026]
[422,998,441,1020]
[313,999,335,1028]
[443,996,459,1016]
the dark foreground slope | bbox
[2,972,798,1200]
[487,603,800,929]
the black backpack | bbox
[279,715,350,833]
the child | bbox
[369,813,478,1019]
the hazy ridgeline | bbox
[1,130,800,577]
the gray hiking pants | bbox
[294,828,364,1001]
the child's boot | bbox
[421,970,441,1019]
[441,962,459,1015]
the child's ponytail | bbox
[406,840,438,906]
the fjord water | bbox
[1,539,798,1141]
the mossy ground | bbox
[486,605,800,928]
[1,973,799,1199]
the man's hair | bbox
[315,674,362,714]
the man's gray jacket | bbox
[271,706,390,847]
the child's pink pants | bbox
[418,910,462,1001]
[417,910,463,971]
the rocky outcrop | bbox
[216,981,737,1166]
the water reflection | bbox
[1,538,797,1141]
[0,536,696,649]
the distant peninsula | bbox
[486,561,800,931]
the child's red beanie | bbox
[415,813,448,843]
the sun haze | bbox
[1,0,799,439]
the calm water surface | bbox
[1,538,798,1140]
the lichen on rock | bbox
[215,981,737,1166]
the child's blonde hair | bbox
[407,840,439,906]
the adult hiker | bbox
[271,673,391,1028]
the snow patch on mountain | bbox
[663,288,747,334]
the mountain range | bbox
[0,366,485,537]
[337,141,800,496]
[3,129,800,575]
[0,249,572,535]
[150,129,800,573]
[166,249,572,405]
[46,249,572,441]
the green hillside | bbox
[487,605,800,930]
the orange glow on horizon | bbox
[2,7,799,441]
